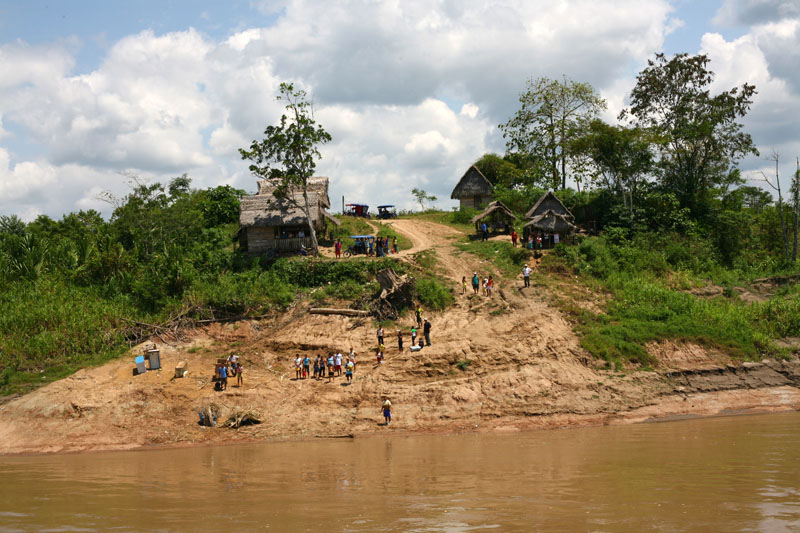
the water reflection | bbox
[1,412,799,531]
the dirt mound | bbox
[1,218,799,455]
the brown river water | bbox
[1,412,799,532]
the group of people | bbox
[521,231,560,250]
[216,354,243,390]
[333,236,399,258]
[377,307,432,361]
[375,235,398,257]
[464,272,495,297]
[295,350,357,383]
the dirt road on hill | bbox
[2,218,800,455]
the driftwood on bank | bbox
[309,308,371,317]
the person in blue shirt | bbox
[218,365,228,391]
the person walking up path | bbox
[377,326,384,346]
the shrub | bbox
[416,277,455,311]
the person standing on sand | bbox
[345,359,354,383]
[219,364,228,391]
[411,325,417,346]
[382,398,392,425]
[327,354,335,382]
[335,352,343,376]
[313,355,321,379]
[487,276,494,298]
[303,355,310,379]
[349,348,356,370]
[472,272,480,294]
[423,318,432,346]
[483,277,489,296]
[295,355,302,380]
[523,263,532,287]
[377,325,384,346]
[236,362,243,387]
[462,276,467,295]
[397,330,403,352]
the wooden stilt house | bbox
[238,177,341,255]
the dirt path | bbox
[2,218,800,455]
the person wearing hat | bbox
[471,272,480,294]
[523,263,532,288]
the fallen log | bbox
[309,308,371,317]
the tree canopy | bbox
[239,82,332,255]
[501,76,606,190]
[620,53,758,217]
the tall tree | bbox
[501,76,606,190]
[574,120,653,213]
[620,53,758,216]
[239,82,332,256]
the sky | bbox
[0,0,798,220]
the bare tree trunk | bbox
[301,188,320,256]
[775,156,790,261]
[763,152,790,262]
[793,157,799,263]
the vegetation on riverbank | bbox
[0,180,420,396]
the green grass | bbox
[541,234,800,369]
[455,240,531,276]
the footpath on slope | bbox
[1,218,800,455]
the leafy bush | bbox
[416,277,455,311]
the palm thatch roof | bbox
[525,191,573,220]
[523,209,576,233]
[257,176,331,208]
[450,166,493,199]
[239,191,340,228]
[470,200,517,224]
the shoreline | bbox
[3,385,798,457]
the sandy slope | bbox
[1,218,799,455]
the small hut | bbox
[470,200,517,234]
[238,177,340,255]
[525,191,573,220]
[450,165,493,209]
[524,210,576,247]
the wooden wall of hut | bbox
[243,227,275,254]
[460,195,493,209]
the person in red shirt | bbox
[511,230,518,247]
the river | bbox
[1,412,799,532]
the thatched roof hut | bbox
[257,176,331,208]
[525,191,573,220]
[470,200,517,232]
[450,166,493,209]
[239,179,340,255]
[524,209,576,234]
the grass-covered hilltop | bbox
[1,52,799,403]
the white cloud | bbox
[0,0,698,218]
[714,0,800,26]
[699,18,800,189]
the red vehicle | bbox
[344,203,370,218]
